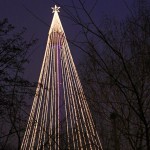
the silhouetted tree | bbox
[0,18,37,150]
[55,0,150,149]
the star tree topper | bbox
[52,5,60,13]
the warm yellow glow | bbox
[21,5,103,150]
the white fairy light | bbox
[21,5,103,150]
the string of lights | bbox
[21,5,103,150]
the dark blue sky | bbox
[0,0,134,82]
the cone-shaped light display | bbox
[21,5,103,150]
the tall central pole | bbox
[56,32,64,149]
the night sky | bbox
[0,0,134,82]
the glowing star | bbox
[52,5,60,13]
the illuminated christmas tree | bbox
[21,5,103,150]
